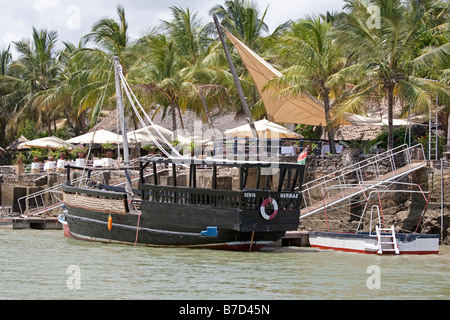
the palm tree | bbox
[209,0,277,121]
[128,33,188,133]
[0,46,13,145]
[78,4,135,129]
[0,28,61,138]
[334,0,449,150]
[208,0,269,51]
[180,42,232,135]
[162,6,213,65]
[266,15,347,154]
[70,47,117,129]
[83,4,130,62]
[0,45,11,76]
[129,7,230,136]
[164,7,232,135]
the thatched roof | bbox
[6,135,29,150]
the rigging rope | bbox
[117,69,182,158]
[78,62,114,187]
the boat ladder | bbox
[376,226,399,255]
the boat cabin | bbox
[139,157,305,213]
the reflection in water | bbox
[0,230,449,300]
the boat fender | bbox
[108,215,113,231]
[201,227,218,237]
[260,198,278,221]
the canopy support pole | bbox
[213,15,259,140]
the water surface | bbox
[0,229,448,300]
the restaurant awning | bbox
[127,125,191,147]
[66,130,123,145]
[224,119,302,139]
[19,136,74,150]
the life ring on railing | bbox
[260,198,278,221]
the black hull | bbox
[63,206,285,251]
[61,158,304,251]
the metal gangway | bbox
[300,144,428,219]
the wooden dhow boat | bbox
[60,157,305,251]
[59,32,306,251]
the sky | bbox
[1,0,347,58]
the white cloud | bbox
[1,0,347,56]
[32,0,60,11]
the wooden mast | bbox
[113,56,133,195]
[213,15,259,140]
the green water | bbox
[0,229,449,300]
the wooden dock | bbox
[282,231,310,247]
[0,217,62,230]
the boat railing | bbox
[140,184,301,211]
[300,144,427,218]
[17,156,161,217]
[17,168,109,217]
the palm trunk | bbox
[176,102,185,131]
[79,111,87,133]
[47,117,52,137]
[171,102,178,139]
[322,90,336,154]
[447,112,450,152]
[199,87,216,140]
[387,85,394,150]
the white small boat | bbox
[309,226,440,255]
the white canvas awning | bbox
[224,119,302,139]
[20,136,74,150]
[344,113,427,127]
[66,130,123,145]
[222,27,352,127]
[127,125,191,147]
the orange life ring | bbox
[260,198,278,221]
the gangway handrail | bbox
[302,144,424,190]
[300,144,427,219]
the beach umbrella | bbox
[224,119,302,139]
[20,136,75,150]
[127,125,191,148]
[66,130,123,145]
